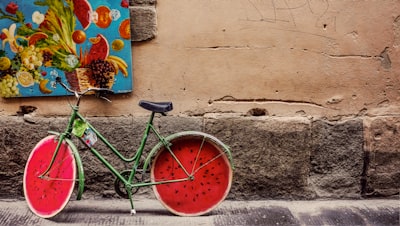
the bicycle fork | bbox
[37,134,67,179]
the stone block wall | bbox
[0,114,398,200]
[363,117,400,197]
[309,120,364,198]
[129,0,157,41]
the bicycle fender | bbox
[48,131,85,200]
[142,131,234,173]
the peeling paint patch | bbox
[247,108,268,116]
[17,106,37,115]
[326,96,343,105]
[379,47,391,70]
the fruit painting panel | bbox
[0,0,133,98]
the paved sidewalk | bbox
[0,198,398,225]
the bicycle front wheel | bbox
[23,135,76,218]
[151,132,233,216]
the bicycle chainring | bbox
[114,170,140,199]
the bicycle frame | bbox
[40,99,192,211]
[25,78,234,217]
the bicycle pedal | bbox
[130,209,136,215]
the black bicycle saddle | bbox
[139,100,173,113]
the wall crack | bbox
[185,45,250,50]
[324,53,377,59]
[322,47,391,69]
[211,95,325,108]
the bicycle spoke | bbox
[190,136,206,175]
[39,176,80,182]
[41,156,71,174]
[166,146,191,177]
[192,151,224,175]
[36,144,76,181]
[149,176,190,185]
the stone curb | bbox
[0,198,398,225]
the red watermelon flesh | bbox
[73,0,92,30]
[86,34,110,63]
[23,136,76,218]
[152,137,232,216]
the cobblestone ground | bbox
[0,198,398,225]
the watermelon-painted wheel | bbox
[23,135,76,218]
[151,133,233,216]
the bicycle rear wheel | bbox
[23,135,76,218]
[151,132,233,216]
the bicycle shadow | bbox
[48,203,174,224]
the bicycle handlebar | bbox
[55,76,114,102]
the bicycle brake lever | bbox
[99,95,112,102]
[94,91,111,102]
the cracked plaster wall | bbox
[1,1,399,118]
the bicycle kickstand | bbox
[127,185,136,215]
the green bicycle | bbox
[23,77,234,218]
